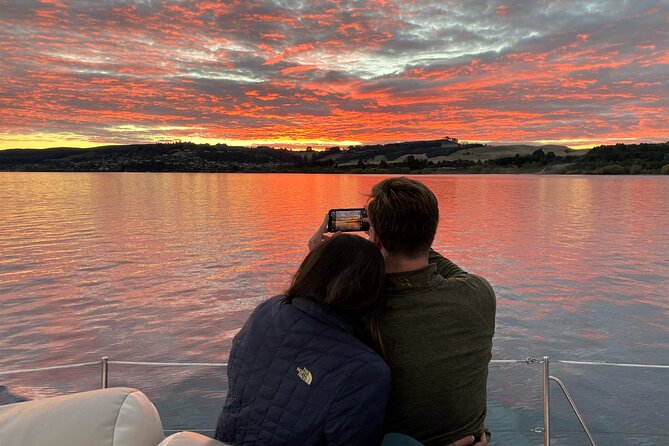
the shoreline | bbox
[1,141,668,175]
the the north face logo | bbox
[296,366,313,385]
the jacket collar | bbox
[385,263,439,295]
[287,296,360,336]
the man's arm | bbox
[308,213,333,251]
[430,249,496,333]
[429,249,466,279]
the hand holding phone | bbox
[327,208,369,232]
[308,214,330,251]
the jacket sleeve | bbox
[429,248,465,279]
[323,360,391,446]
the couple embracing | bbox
[215,177,496,446]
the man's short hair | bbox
[367,177,439,257]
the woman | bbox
[214,233,390,446]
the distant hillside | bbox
[325,138,465,164]
[434,144,580,161]
[332,143,582,166]
[562,142,669,174]
[0,143,299,172]
[1,139,667,175]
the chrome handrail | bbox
[109,360,228,367]
[557,359,669,369]
[543,356,551,446]
[550,375,597,446]
[101,357,108,390]
[0,359,229,377]
[1,355,667,446]
[0,361,101,375]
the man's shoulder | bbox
[385,272,496,329]
[434,269,494,296]
[461,273,495,298]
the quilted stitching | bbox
[215,296,390,446]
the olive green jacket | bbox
[381,250,496,446]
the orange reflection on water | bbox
[3,172,667,439]
[1,173,667,371]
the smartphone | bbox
[327,208,369,232]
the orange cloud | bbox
[0,0,667,150]
[496,4,510,16]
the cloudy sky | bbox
[1,0,668,150]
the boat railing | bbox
[2,356,669,446]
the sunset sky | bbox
[1,0,668,150]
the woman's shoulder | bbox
[247,296,387,368]
[245,295,285,320]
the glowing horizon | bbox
[1,0,668,151]
[0,132,650,152]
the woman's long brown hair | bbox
[285,234,387,357]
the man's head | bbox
[366,177,439,258]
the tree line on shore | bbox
[1,140,668,175]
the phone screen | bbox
[327,208,369,232]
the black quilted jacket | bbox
[214,295,391,446]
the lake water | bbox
[1,173,667,445]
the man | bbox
[366,177,496,446]
[310,177,495,446]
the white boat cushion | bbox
[158,432,229,446]
[0,387,165,446]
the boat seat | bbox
[0,387,229,446]
[158,431,225,445]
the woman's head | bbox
[285,233,387,354]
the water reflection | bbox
[1,172,667,441]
